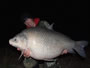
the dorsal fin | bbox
[38,21,54,30]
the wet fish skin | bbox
[9,27,88,61]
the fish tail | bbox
[73,41,88,58]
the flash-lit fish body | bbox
[9,33,27,50]
[9,27,88,61]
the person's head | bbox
[24,18,36,28]
[21,13,36,28]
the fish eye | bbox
[14,38,17,41]
[14,38,17,42]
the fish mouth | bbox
[9,39,19,48]
[9,39,12,45]
[9,39,15,46]
[9,40,15,47]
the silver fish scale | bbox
[9,27,88,60]
[22,27,75,60]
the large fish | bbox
[9,27,88,61]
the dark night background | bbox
[0,0,89,68]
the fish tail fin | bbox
[73,41,88,58]
[48,23,54,30]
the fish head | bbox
[9,35,27,50]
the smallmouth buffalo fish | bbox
[9,27,88,61]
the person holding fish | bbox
[20,14,68,58]
[9,13,88,68]
[17,13,69,68]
